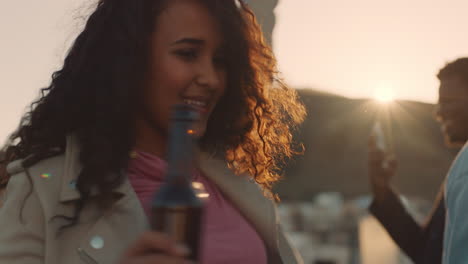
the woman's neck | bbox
[134,116,167,158]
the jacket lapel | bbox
[51,135,294,263]
[52,135,149,264]
[198,153,279,252]
[59,134,130,203]
[74,189,149,264]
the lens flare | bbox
[374,85,395,103]
[40,173,51,179]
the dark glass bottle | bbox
[151,104,203,262]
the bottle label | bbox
[152,206,203,261]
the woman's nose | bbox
[196,61,224,91]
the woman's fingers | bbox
[118,231,194,264]
[123,231,190,258]
[124,255,194,264]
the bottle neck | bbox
[165,120,195,185]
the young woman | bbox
[0,0,305,263]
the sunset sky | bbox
[274,0,468,103]
[1,0,468,143]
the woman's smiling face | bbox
[138,0,227,146]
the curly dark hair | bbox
[437,57,468,85]
[0,0,305,227]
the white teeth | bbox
[183,99,207,107]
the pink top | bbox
[127,150,267,264]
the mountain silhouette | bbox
[276,89,458,202]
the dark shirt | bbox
[369,186,445,264]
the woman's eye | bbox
[175,49,198,60]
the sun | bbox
[374,85,395,103]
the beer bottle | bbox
[151,104,203,262]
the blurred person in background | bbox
[0,0,305,263]
[441,59,468,263]
[368,57,468,264]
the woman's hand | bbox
[118,231,194,264]
[368,135,398,203]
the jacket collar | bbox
[197,152,279,252]
[59,134,131,203]
[59,135,278,249]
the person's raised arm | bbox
[368,136,427,262]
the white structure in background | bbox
[245,0,278,47]
[279,193,423,264]
[279,193,354,264]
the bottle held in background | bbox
[371,121,389,168]
[371,121,387,152]
[151,104,203,262]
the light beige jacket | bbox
[0,135,302,264]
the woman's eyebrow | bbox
[171,38,205,46]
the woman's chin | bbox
[191,122,207,139]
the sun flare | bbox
[374,85,395,103]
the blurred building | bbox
[279,193,426,264]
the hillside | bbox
[276,89,458,202]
